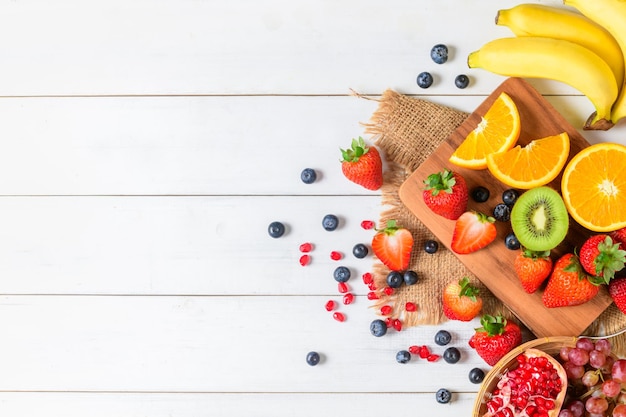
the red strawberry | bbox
[340,137,383,191]
[422,169,468,220]
[609,276,626,314]
[442,277,483,321]
[450,211,497,254]
[469,314,522,366]
[542,253,601,308]
[513,249,553,293]
[371,219,414,271]
[579,235,626,283]
[611,227,626,247]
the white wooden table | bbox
[1,1,625,415]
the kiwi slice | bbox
[510,186,569,251]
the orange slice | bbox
[450,92,521,169]
[561,142,626,232]
[486,132,570,189]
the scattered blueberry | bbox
[403,270,419,286]
[434,330,452,346]
[370,319,388,337]
[443,347,461,364]
[436,388,452,404]
[333,266,351,283]
[300,168,317,184]
[306,351,321,366]
[505,232,521,250]
[322,214,339,231]
[352,243,369,259]
[417,71,433,89]
[502,189,519,206]
[471,186,490,203]
[386,271,404,288]
[396,350,411,364]
[454,74,469,89]
[268,221,285,238]
[469,367,485,384]
[493,203,511,222]
[424,239,439,254]
[430,44,449,64]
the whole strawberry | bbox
[542,253,601,308]
[422,169,468,220]
[513,249,553,293]
[469,314,522,366]
[442,277,483,321]
[609,277,626,315]
[451,211,497,254]
[611,227,626,247]
[371,219,414,271]
[340,137,383,191]
[579,235,626,283]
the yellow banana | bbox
[564,0,626,128]
[468,37,618,128]
[496,4,624,93]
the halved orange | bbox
[449,92,521,169]
[486,132,570,189]
[561,142,626,232]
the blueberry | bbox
[306,351,321,366]
[443,347,461,364]
[436,388,452,404]
[352,243,369,259]
[471,186,490,203]
[386,271,404,288]
[322,214,339,231]
[300,168,317,184]
[454,74,469,89]
[403,270,419,286]
[268,221,285,238]
[493,203,511,222]
[396,350,411,364]
[370,319,388,337]
[333,266,351,283]
[424,239,439,254]
[430,44,448,64]
[468,367,485,384]
[502,188,519,206]
[417,71,433,89]
[434,330,452,346]
[505,232,521,250]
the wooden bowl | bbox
[472,336,578,417]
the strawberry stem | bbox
[423,168,456,196]
[476,314,507,336]
[340,136,370,163]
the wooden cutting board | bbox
[399,77,613,338]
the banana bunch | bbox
[468,2,626,130]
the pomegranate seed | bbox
[405,302,417,312]
[367,282,377,291]
[299,254,311,266]
[392,319,402,331]
[333,312,345,322]
[419,345,430,358]
[362,272,373,284]
[367,291,379,300]
[325,300,336,311]
[338,282,349,293]
[385,317,393,327]
[361,220,375,230]
[299,242,313,252]
[427,354,441,362]
[342,293,354,305]
[409,345,420,355]
[380,305,392,315]
[330,251,342,260]
[383,286,394,296]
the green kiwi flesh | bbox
[510,186,569,251]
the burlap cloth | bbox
[358,89,626,355]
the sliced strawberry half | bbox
[451,211,497,254]
[371,219,414,271]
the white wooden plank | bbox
[0,196,381,295]
[0,0,584,96]
[0,392,479,417]
[0,295,492,394]
[0,95,622,196]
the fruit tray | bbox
[399,77,613,338]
